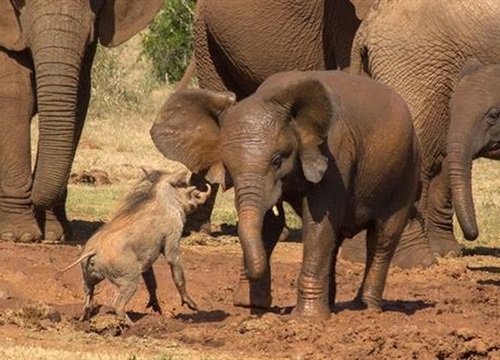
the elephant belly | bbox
[340,204,373,239]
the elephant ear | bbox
[150,88,236,188]
[0,0,25,51]
[260,72,335,183]
[98,0,163,47]
[349,0,377,20]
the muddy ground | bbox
[0,222,499,359]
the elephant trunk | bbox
[27,1,92,208]
[447,114,478,241]
[235,178,267,281]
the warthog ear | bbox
[151,88,236,186]
[140,166,164,184]
[167,168,191,187]
[259,72,336,183]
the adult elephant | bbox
[346,0,500,267]
[183,0,375,233]
[0,0,162,243]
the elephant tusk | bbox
[272,205,280,216]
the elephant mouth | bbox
[478,141,500,159]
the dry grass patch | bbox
[0,303,61,330]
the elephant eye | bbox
[486,108,500,125]
[270,154,283,170]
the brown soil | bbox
[0,222,499,359]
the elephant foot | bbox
[43,218,68,244]
[0,209,42,243]
[35,208,71,243]
[339,232,367,264]
[391,220,437,269]
[232,269,272,309]
[293,298,331,320]
[293,274,331,320]
[427,225,462,258]
[391,240,437,269]
[353,287,383,312]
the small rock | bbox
[464,339,488,355]
[452,327,477,341]
[46,309,62,323]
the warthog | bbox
[59,168,211,323]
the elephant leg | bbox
[426,161,462,258]
[0,50,40,243]
[233,202,285,309]
[329,238,344,311]
[355,211,408,310]
[294,217,335,320]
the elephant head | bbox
[0,0,162,209]
[151,71,335,280]
[447,59,500,240]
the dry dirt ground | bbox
[0,223,499,359]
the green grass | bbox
[67,184,130,221]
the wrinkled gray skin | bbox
[182,0,376,234]
[0,0,162,244]
[59,169,211,323]
[192,0,374,98]
[151,71,420,319]
[447,60,500,242]
[348,0,500,268]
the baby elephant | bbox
[59,168,211,323]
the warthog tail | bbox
[57,251,97,273]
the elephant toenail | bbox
[43,232,65,244]
[1,232,16,242]
[19,233,38,243]
[444,250,459,258]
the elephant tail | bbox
[175,55,197,90]
[54,250,97,273]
